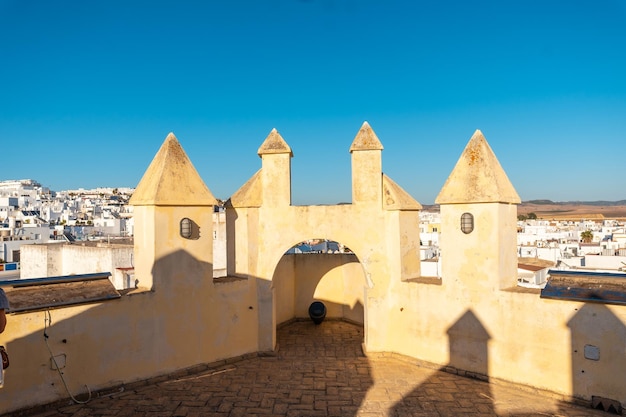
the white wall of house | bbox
[420,258,441,277]
[582,254,626,271]
[1,240,34,263]
[419,231,439,246]
[12,225,50,241]
[93,217,124,235]
[517,267,550,286]
[20,243,135,289]
[213,210,227,278]
[579,243,602,255]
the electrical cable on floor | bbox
[44,310,92,404]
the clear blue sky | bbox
[1,1,625,205]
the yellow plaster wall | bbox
[384,210,422,282]
[132,205,156,289]
[8,243,622,415]
[10,246,624,415]
[233,202,394,351]
[260,154,291,207]
[351,151,382,205]
[363,201,626,406]
[134,205,215,289]
[0,201,257,414]
[273,254,365,325]
[273,255,296,325]
[269,244,626,406]
[5,126,625,414]
[0,273,260,414]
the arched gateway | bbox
[131,122,422,352]
[5,121,626,413]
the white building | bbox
[0,196,18,221]
[20,241,135,290]
[517,257,554,287]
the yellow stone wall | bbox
[274,253,365,325]
[2,126,625,414]
[0,277,259,412]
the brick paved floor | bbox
[17,320,613,417]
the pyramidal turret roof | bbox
[129,133,217,206]
[435,130,520,205]
[257,128,292,156]
[228,169,262,208]
[382,174,422,211]
[350,122,384,152]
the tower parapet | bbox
[129,133,217,289]
[257,128,292,207]
[436,130,520,290]
[350,122,384,206]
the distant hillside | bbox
[421,200,626,220]
[520,200,626,220]
[525,199,626,206]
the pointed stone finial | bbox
[229,169,262,208]
[382,174,422,210]
[129,133,218,206]
[435,130,521,204]
[257,128,293,157]
[350,121,384,152]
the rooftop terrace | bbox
[12,320,615,417]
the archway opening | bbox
[273,238,366,329]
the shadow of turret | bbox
[390,309,497,415]
[566,303,626,414]
[388,308,614,416]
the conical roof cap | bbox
[257,128,292,156]
[350,122,384,152]
[436,130,520,204]
[383,174,422,210]
[129,133,217,206]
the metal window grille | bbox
[180,218,192,239]
[461,212,474,234]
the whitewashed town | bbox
[1,178,625,291]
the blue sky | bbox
[1,1,625,205]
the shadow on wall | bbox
[447,310,490,378]
[4,287,621,416]
[273,252,365,326]
[568,303,626,414]
[2,244,370,415]
[0,249,246,414]
[389,308,617,416]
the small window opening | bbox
[180,218,192,239]
[461,213,474,234]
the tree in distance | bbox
[580,230,594,243]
